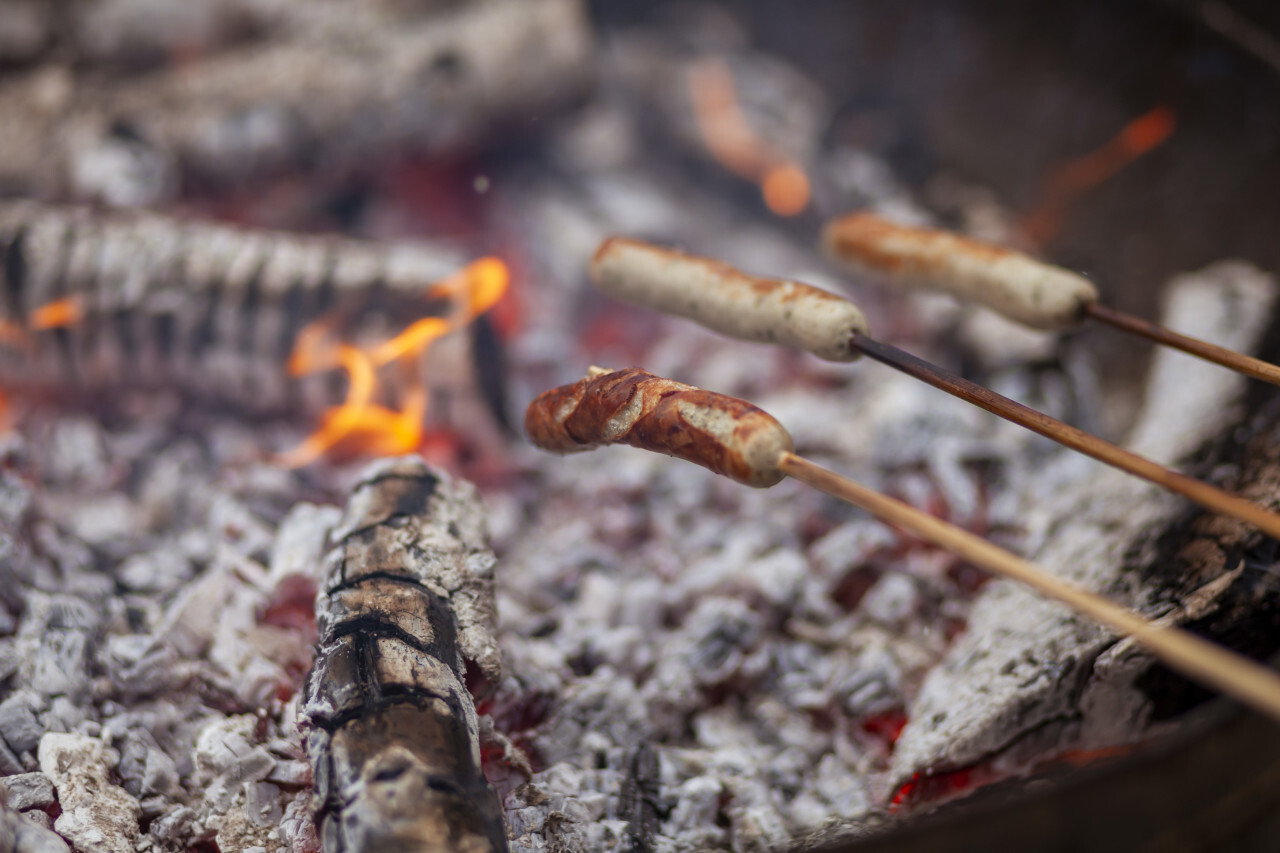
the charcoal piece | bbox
[0,771,54,812]
[0,737,23,777]
[37,732,141,853]
[620,743,663,853]
[116,730,179,799]
[303,457,506,852]
[0,798,70,853]
[0,692,43,756]
[148,805,196,849]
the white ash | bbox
[0,408,347,852]
[491,268,1075,851]
[889,262,1278,793]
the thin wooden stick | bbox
[1084,301,1280,387]
[823,212,1280,387]
[777,451,1280,724]
[850,332,1280,541]
[525,368,1280,724]
[588,237,1280,543]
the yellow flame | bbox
[30,297,82,330]
[687,58,811,217]
[278,257,510,468]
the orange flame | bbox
[1020,106,1177,246]
[29,297,82,330]
[0,296,84,351]
[0,297,84,430]
[278,257,509,468]
[688,58,812,217]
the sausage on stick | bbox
[525,369,1280,725]
[587,237,1280,543]
[822,211,1280,385]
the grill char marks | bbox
[303,457,507,853]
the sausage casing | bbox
[591,237,869,362]
[525,368,794,487]
[823,212,1099,330]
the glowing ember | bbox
[279,257,509,467]
[0,296,84,351]
[1020,105,1177,245]
[688,57,811,217]
[0,297,87,428]
[889,766,983,813]
[29,297,82,330]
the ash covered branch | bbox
[303,457,507,852]
[0,0,591,204]
[0,199,463,413]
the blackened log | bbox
[303,457,507,853]
[0,199,467,416]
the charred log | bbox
[0,0,592,205]
[303,457,507,853]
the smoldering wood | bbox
[0,0,592,205]
[0,0,460,67]
[886,262,1279,801]
[303,457,506,853]
[0,199,468,415]
[619,743,662,853]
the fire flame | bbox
[0,296,83,349]
[688,58,812,217]
[0,296,85,428]
[277,256,509,468]
[1020,105,1177,246]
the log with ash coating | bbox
[302,457,508,853]
[0,199,498,420]
[0,0,592,204]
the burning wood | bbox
[0,0,591,204]
[888,262,1280,810]
[303,456,507,852]
[686,57,812,217]
[605,30,826,221]
[0,200,509,463]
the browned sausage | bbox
[525,368,794,487]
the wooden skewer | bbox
[849,332,1280,541]
[590,237,1280,542]
[823,212,1280,387]
[525,368,1280,724]
[1083,301,1280,387]
[777,451,1280,724]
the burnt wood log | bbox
[302,456,507,853]
[0,199,470,415]
[0,0,592,204]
